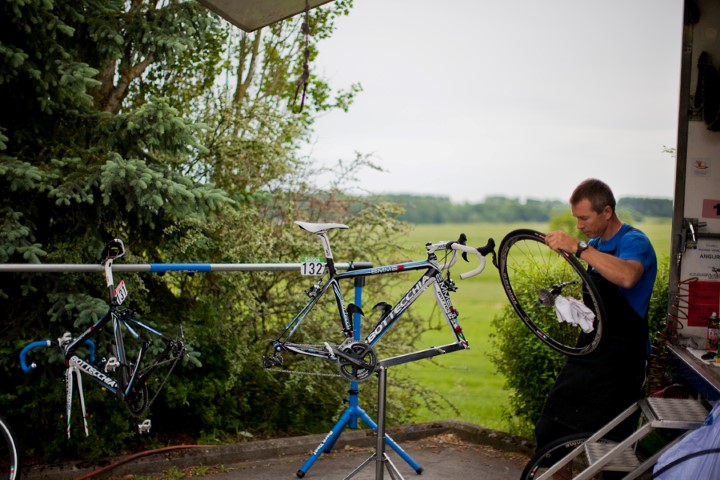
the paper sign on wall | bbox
[683,238,720,327]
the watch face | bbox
[576,241,588,257]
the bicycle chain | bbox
[265,344,376,381]
[131,348,185,416]
[267,368,342,378]
[263,343,343,378]
[144,353,184,408]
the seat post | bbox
[316,232,337,276]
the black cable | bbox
[650,447,720,478]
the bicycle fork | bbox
[65,357,92,439]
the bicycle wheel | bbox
[498,229,605,356]
[522,433,625,480]
[0,415,20,480]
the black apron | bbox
[539,268,648,433]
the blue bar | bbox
[148,263,213,273]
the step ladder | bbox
[537,397,710,479]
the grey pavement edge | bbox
[24,421,536,480]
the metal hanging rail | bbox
[0,262,372,273]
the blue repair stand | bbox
[295,276,422,478]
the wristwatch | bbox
[575,241,589,258]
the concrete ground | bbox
[25,422,535,480]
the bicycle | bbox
[0,415,19,480]
[262,221,497,382]
[496,229,606,356]
[19,239,187,438]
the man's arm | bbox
[544,231,644,289]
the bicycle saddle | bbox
[295,221,349,234]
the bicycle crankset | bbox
[126,383,149,417]
[335,342,377,382]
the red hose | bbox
[75,444,214,480]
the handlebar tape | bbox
[19,340,51,373]
[19,339,96,372]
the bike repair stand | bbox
[296,276,422,478]
[344,343,466,480]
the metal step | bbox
[643,397,709,429]
[578,398,709,477]
[584,441,642,472]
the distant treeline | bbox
[371,194,673,224]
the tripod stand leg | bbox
[383,453,404,480]
[297,407,355,478]
[344,452,377,479]
[357,409,423,474]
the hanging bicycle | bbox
[19,239,187,437]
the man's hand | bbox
[545,230,579,254]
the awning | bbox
[197,0,337,32]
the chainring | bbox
[337,342,377,382]
[126,383,149,417]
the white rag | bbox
[554,295,595,333]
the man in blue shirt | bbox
[537,178,658,453]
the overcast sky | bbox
[302,0,685,203]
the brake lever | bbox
[476,238,497,268]
[458,233,469,262]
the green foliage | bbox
[548,210,581,238]
[380,194,670,225]
[618,197,672,218]
[489,256,671,437]
[0,0,428,464]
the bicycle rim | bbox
[0,416,20,480]
[522,433,611,479]
[498,229,605,356]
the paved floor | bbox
[193,434,530,480]
[25,422,534,480]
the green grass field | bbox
[387,219,672,432]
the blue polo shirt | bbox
[588,223,657,319]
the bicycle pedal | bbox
[104,357,120,372]
[138,419,151,434]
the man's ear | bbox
[603,205,613,219]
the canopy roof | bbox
[198,0,336,32]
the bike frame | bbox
[274,241,469,361]
[64,307,175,399]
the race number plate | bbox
[300,257,325,276]
[114,280,128,304]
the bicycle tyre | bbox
[521,432,615,479]
[0,415,20,480]
[497,229,605,356]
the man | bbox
[537,178,658,452]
